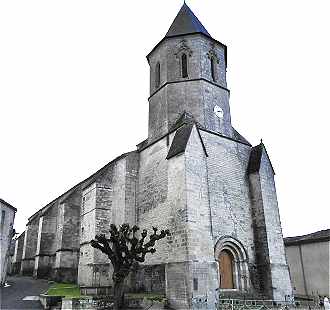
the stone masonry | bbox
[14,4,293,309]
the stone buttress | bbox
[21,216,39,275]
[12,232,24,274]
[53,191,81,282]
[248,143,293,300]
[78,152,139,293]
[33,202,58,278]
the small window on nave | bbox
[181,53,188,78]
[155,62,161,88]
[1,210,5,232]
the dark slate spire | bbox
[165,3,211,38]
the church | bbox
[13,4,293,309]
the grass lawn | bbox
[46,282,81,298]
[46,283,165,301]
[125,293,166,302]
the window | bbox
[1,210,5,232]
[193,278,198,291]
[211,57,216,82]
[181,53,188,78]
[155,62,160,88]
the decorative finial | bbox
[260,138,263,144]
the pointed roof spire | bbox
[165,3,211,38]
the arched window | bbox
[181,53,188,78]
[211,57,216,82]
[218,250,234,289]
[155,62,160,89]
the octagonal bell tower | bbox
[147,3,232,142]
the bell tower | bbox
[147,3,232,141]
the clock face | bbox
[214,105,224,119]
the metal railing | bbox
[217,299,321,310]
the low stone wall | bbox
[57,296,165,310]
[80,286,112,296]
[217,299,321,310]
[61,296,114,310]
[39,294,63,310]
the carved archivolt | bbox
[175,40,193,58]
[214,236,250,291]
[207,49,220,64]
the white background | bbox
[1,0,329,237]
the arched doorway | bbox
[214,236,250,291]
[218,250,234,289]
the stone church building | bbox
[13,4,293,309]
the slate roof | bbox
[0,198,17,212]
[284,229,330,246]
[166,111,208,160]
[247,142,275,175]
[247,143,263,174]
[166,3,211,39]
[166,123,194,160]
[232,128,251,146]
[147,3,227,65]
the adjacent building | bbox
[0,198,17,286]
[13,4,293,309]
[284,229,330,299]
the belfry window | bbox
[181,53,188,78]
[155,62,161,88]
[1,210,5,232]
[211,57,216,82]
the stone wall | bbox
[0,201,16,285]
[184,126,218,308]
[34,203,58,278]
[78,152,139,289]
[130,264,166,294]
[200,130,258,294]
[137,132,191,309]
[259,148,292,301]
[285,240,329,297]
[54,191,81,283]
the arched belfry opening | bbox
[181,53,188,78]
[210,57,216,82]
[215,237,250,291]
[155,62,160,88]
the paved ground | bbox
[0,276,49,310]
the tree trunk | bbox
[113,279,125,310]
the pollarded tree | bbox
[90,223,170,310]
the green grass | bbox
[125,293,166,302]
[46,282,81,298]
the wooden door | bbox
[219,250,234,289]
